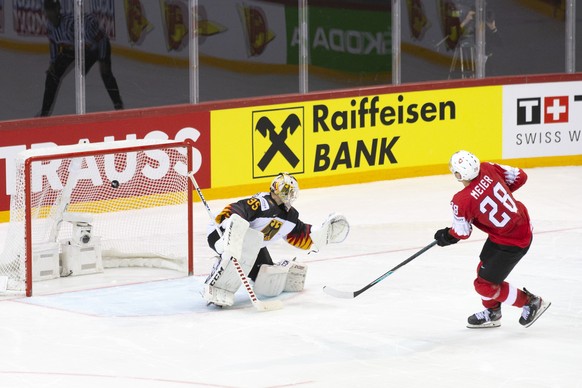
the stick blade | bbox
[254,299,284,312]
[322,285,356,299]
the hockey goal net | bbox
[0,139,195,296]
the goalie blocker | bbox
[202,173,349,308]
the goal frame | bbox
[21,140,195,296]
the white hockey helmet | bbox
[270,173,299,210]
[449,150,480,181]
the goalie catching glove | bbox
[310,213,350,251]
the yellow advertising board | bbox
[211,86,502,190]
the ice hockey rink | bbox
[0,165,581,388]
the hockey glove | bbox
[434,227,460,247]
[309,213,350,251]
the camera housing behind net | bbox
[62,212,94,247]
[60,212,103,276]
[72,221,92,246]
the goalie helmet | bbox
[270,173,299,210]
[449,150,480,181]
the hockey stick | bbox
[323,240,438,299]
[188,171,283,312]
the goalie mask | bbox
[270,173,299,210]
[449,150,480,181]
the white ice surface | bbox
[1,166,581,388]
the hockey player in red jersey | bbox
[434,150,550,328]
[203,172,349,307]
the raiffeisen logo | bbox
[251,108,304,178]
[516,95,580,125]
[313,95,456,131]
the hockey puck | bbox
[111,180,120,188]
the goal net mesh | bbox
[0,140,193,294]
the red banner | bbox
[0,110,211,214]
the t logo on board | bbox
[517,96,571,125]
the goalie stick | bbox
[323,240,438,299]
[188,171,283,312]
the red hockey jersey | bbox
[449,162,532,248]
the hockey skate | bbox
[467,306,502,329]
[519,288,551,328]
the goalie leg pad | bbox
[202,284,235,307]
[205,215,263,289]
[253,264,288,297]
[202,222,264,306]
[204,256,241,293]
[253,260,309,296]
[202,256,240,307]
[239,227,263,273]
[283,261,308,292]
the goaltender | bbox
[203,173,349,307]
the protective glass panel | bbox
[85,1,189,114]
[198,0,300,102]
[306,1,392,92]
[486,0,566,77]
[401,0,566,82]
[1,0,63,120]
[0,0,574,123]
[577,1,582,72]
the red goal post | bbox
[0,139,196,296]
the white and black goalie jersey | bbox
[214,192,314,250]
